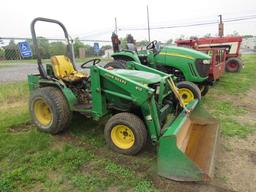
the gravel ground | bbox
[0,62,107,83]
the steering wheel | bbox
[81,58,101,69]
[146,40,157,50]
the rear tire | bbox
[104,60,126,69]
[225,57,242,72]
[177,81,201,105]
[104,112,147,155]
[29,87,72,134]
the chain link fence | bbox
[0,37,112,66]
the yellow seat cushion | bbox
[51,55,88,81]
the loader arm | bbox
[90,65,164,141]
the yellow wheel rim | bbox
[178,88,194,105]
[34,99,53,126]
[111,125,135,149]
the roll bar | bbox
[30,17,76,78]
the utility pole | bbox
[218,15,224,37]
[115,17,118,34]
[147,5,151,42]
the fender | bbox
[111,50,141,63]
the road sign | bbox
[94,42,100,54]
[18,41,32,58]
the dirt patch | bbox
[249,152,256,165]
[208,87,256,192]
[8,122,31,133]
[215,134,256,192]
[105,186,120,192]
[151,175,234,192]
[0,98,27,111]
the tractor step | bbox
[73,103,92,111]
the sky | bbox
[1,0,256,44]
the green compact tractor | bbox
[28,18,219,181]
[106,40,212,97]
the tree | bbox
[49,42,66,56]
[232,31,239,36]
[4,40,20,60]
[203,33,211,38]
[73,38,86,58]
[178,34,185,40]
[243,35,253,39]
[165,39,173,45]
[189,36,198,40]
[99,45,112,56]
[119,37,128,50]
[0,48,5,59]
[82,44,94,57]
[136,40,150,47]
[30,37,50,59]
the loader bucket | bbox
[157,100,219,181]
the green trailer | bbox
[28,17,219,181]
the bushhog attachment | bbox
[158,101,219,181]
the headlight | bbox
[203,59,211,64]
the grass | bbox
[202,54,256,138]
[0,82,157,191]
[0,54,255,191]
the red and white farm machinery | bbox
[176,36,243,73]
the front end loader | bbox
[28,17,219,181]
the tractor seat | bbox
[51,55,88,82]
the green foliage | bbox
[35,37,50,59]
[99,45,112,56]
[135,181,158,192]
[0,48,5,58]
[70,175,106,192]
[3,40,20,60]
[0,82,28,104]
[204,33,211,38]
[165,39,173,45]
[105,161,134,178]
[242,35,253,38]
[73,38,85,58]
[221,120,254,138]
[120,37,128,49]
[137,40,150,47]
[49,42,66,55]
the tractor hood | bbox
[113,69,162,84]
[162,46,211,60]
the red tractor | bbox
[176,36,243,72]
[197,47,226,82]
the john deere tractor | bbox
[28,18,219,181]
[106,40,212,96]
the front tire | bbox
[104,112,147,155]
[225,57,242,72]
[177,81,201,105]
[29,87,72,134]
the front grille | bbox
[195,59,210,77]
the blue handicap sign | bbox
[18,41,32,58]
[93,42,100,53]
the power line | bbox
[119,15,256,31]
